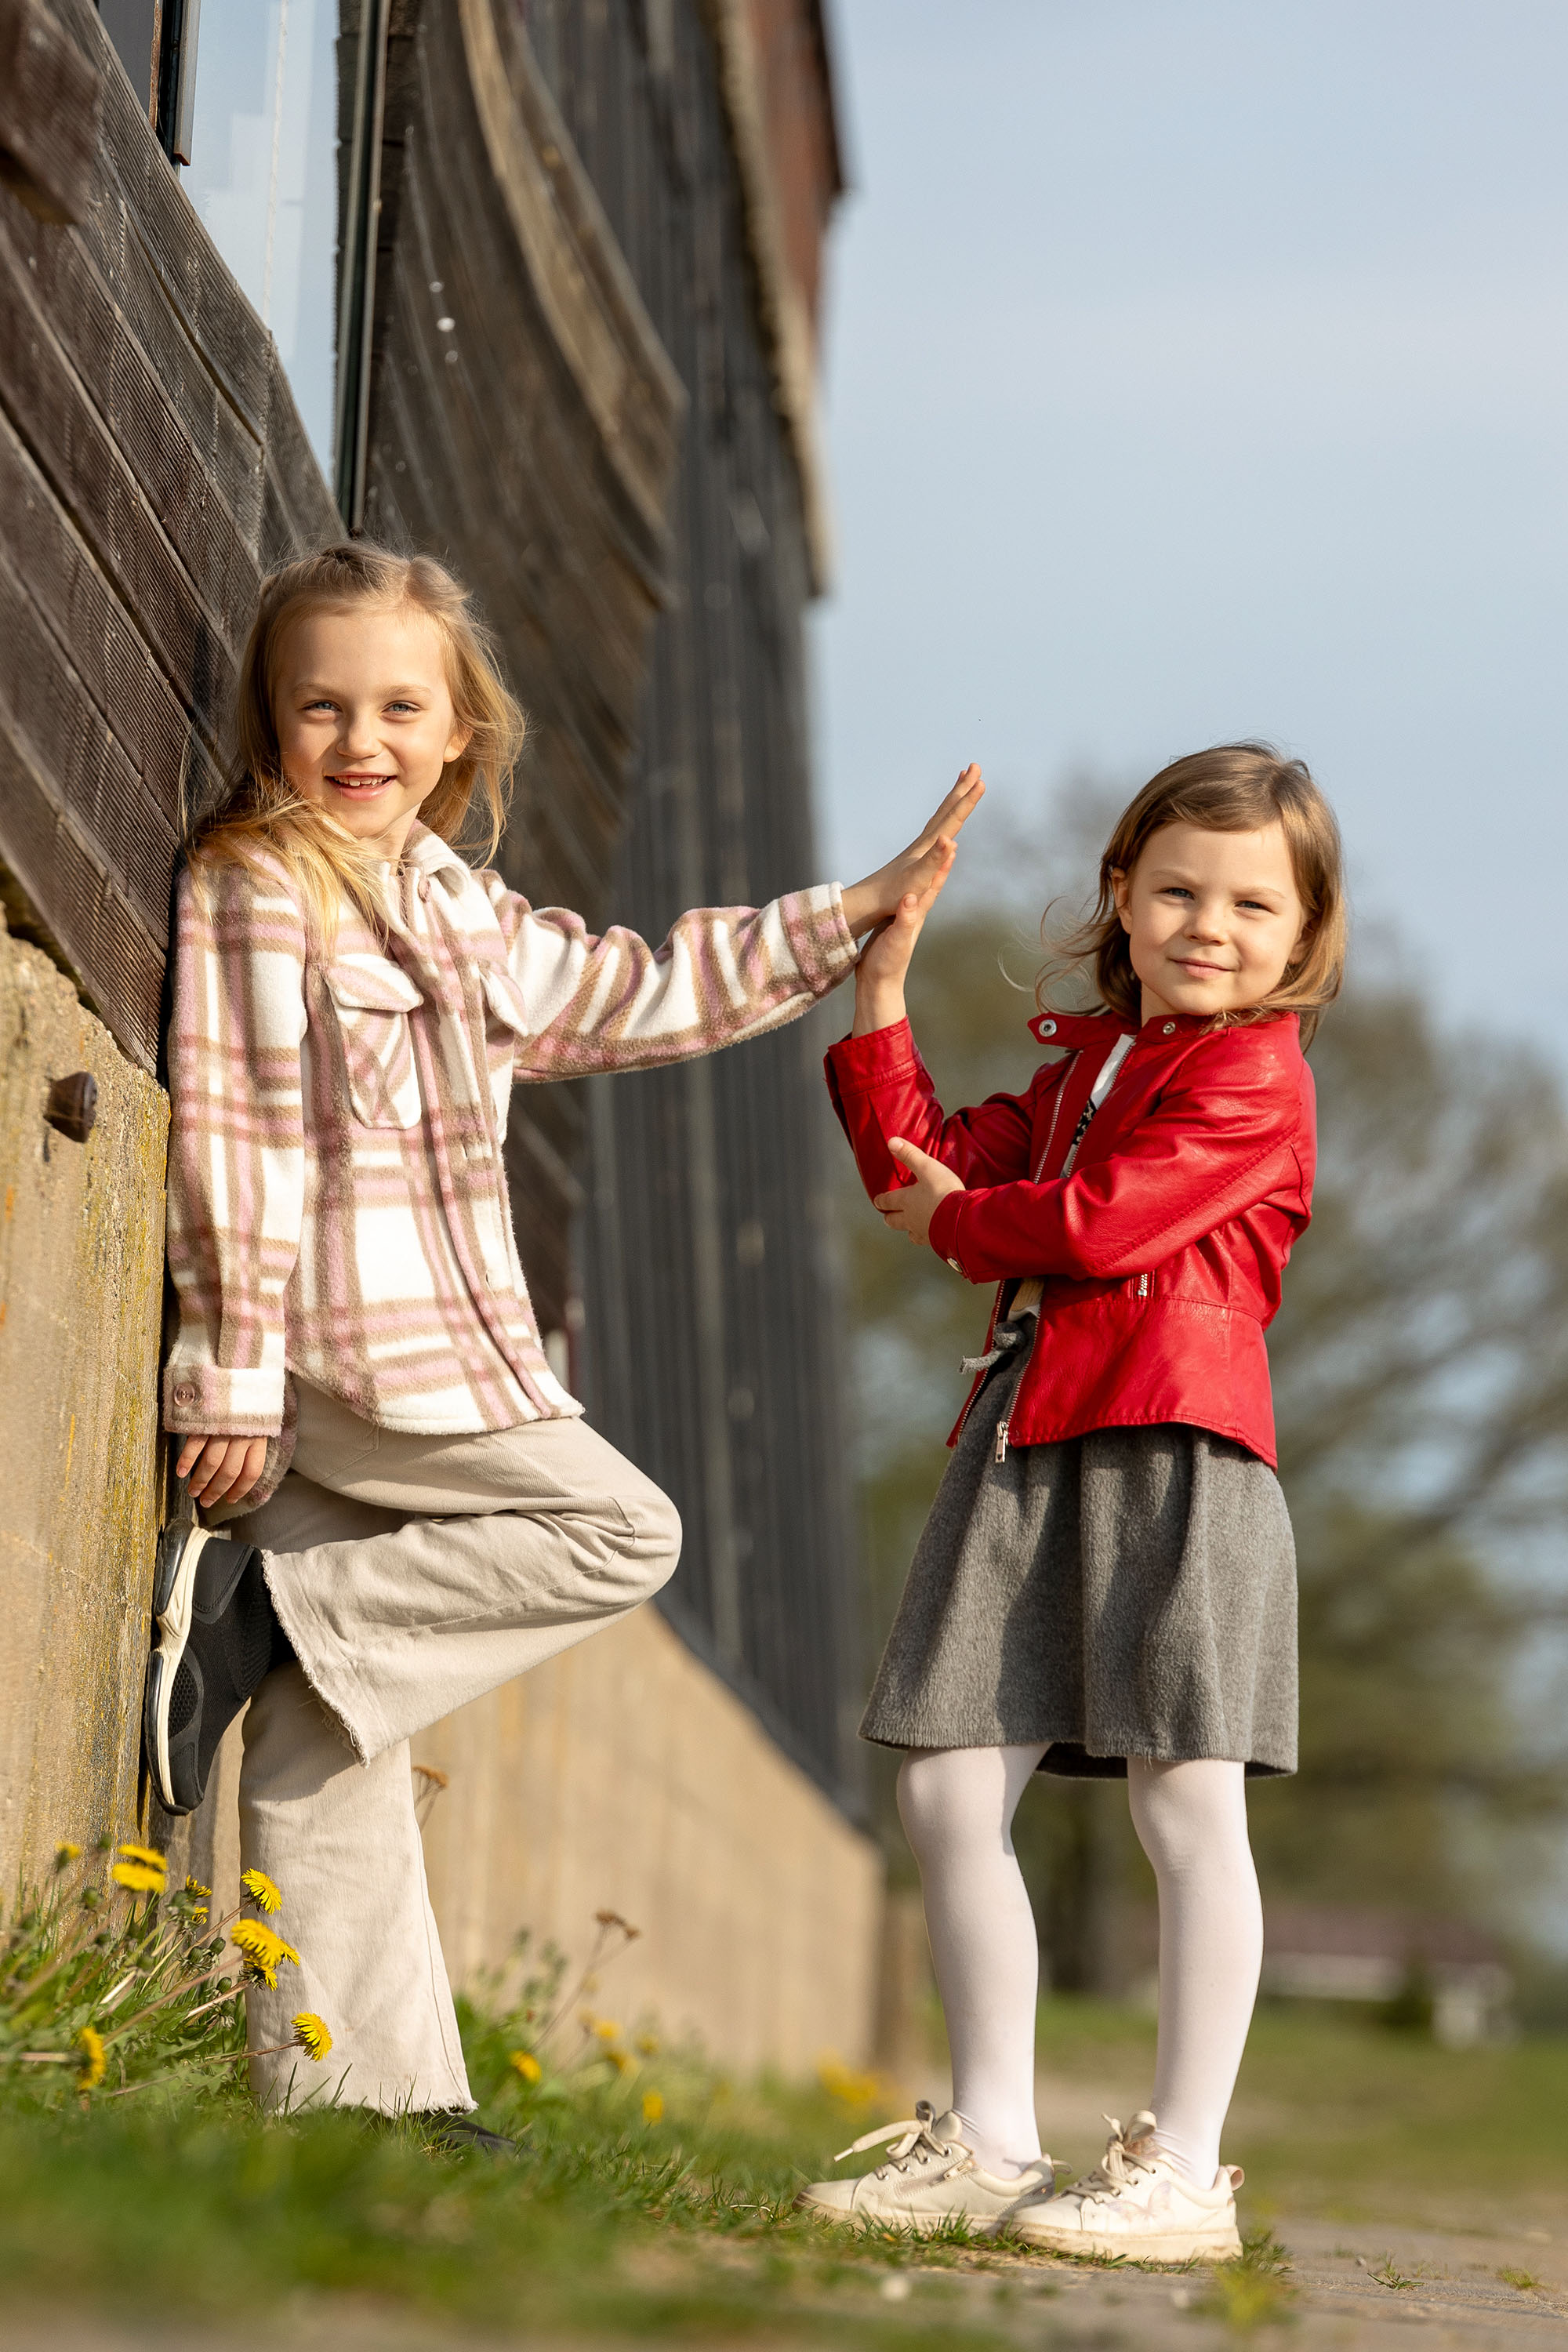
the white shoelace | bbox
[1060,2113,1162,2206]
[834,2099,970,2180]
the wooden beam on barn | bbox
[0,0,102,227]
[699,0,838,593]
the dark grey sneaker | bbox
[143,1523,276,1814]
[426,2115,521,2158]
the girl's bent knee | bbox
[623,1488,682,1599]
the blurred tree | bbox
[840,793,1568,1988]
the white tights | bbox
[897,1745,1262,2186]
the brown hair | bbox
[191,543,525,941]
[1040,742,1346,1044]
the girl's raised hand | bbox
[851,881,947,1036]
[848,767,982,1037]
[873,1138,967,1247]
[839,765,985,938]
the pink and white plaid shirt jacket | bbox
[163,823,856,1498]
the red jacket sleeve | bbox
[927,1030,1310,1283]
[824,1018,1064,1200]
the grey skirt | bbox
[861,1323,1298,1777]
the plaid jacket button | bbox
[173,1384,195,1404]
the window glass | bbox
[182,0,339,479]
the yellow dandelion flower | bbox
[55,1842,82,1868]
[818,2056,881,2109]
[111,1860,166,1894]
[184,1876,212,1900]
[75,2027,107,2090]
[608,2049,632,2074]
[111,1842,168,1895]
[231,1918,301,1989]
[641,2090,664,2125]
[241,1868,282,1915]
[635,2032,659,2057]
[592,2018,622,2043]
[292,2012,333,2061]
[508,2049,542,2084]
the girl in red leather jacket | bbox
[801,744,1345,2261]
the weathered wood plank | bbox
[0,536,183,948]
[0,722,165,1070]
[71,193,269,553]
[0,198,263,648]
[0,0,102,227]
[0,402,225,817]
[52,0,277,436]
[0,186,241,758]
[460,0,684,541]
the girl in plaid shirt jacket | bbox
[149,543,982,2125]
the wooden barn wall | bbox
[520,0,859,1803]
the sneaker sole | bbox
[795,2190,1015,2235]
[143,1521,215,1814]
[1006,2217,1242,2263]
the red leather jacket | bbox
[825,1007,1316,1468]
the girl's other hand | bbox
[839,765,985,938]
[176,1432,270,1511]
[873,1138,967,1247]
[851,884,946,1035]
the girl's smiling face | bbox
[1112,820,1309,1025]
[273,602,472,861]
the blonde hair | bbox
[191,543,525,941]
[1040,742,1346,1045]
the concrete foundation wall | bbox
[0,922,168,1884]
[413,1604,884,2074]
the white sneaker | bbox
[1004,2111,1243,2263]
[797,2100,1059,2234]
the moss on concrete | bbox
[0,921,169,1886]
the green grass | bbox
[0,2069,1044,2347]
[7,1944,1568,2339]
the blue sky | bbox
[811,0,1568,1055]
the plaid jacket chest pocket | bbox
[324,960,426,1130]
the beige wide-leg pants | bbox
[221,1381,681,2115]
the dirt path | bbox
[6,2215,1568,2352]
